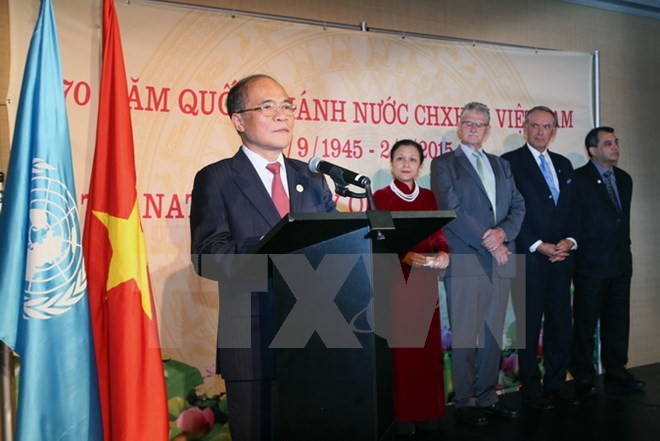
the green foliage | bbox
[164,359,230,440]
[164,359,204,401]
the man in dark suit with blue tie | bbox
[569,126,645,397]
[431,102,525,426]
[501,106,578,410]
[189,74,336,441]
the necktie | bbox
[266,162,289,217]
[538,153,559,205]
[602,170,622,214]
[472,151,496,219]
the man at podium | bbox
[189,74,336,441]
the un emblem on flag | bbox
[23,158,87,320]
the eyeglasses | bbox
[235,102,297,116]
[461,121,488,129]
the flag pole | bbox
[0,170,15,441]
[0,343,15,441]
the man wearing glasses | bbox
[190,74,336,441]
[431,102,525,426]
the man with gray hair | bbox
[431,102,525,426]
[502,106,578,410]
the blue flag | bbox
[0,1,103,439]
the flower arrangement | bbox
[164,359,231,441]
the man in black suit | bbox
[431,102,525,426]
[569,126,644,396]
[501,106,577,410]
[189,74,336,441]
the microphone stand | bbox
[331,178,393,240]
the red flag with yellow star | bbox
[82,1,169,439]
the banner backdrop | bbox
[8,0,594,384]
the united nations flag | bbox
[0,1,102,440]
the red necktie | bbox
[266,162,289,217]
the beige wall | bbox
[1,0,658,367]
[137,0,660,366]
[1,0,9,176]
[151,0,660,368]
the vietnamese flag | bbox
[82,0,169,439]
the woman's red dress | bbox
[373,179,448,422]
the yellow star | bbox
[93,202,153,319]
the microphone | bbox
[308,156,371,188]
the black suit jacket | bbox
[500,145,576,274]
[572,161,632,278]
[189,148,336,380]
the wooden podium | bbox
[254,210,455,441]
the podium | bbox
[254,210,455,441]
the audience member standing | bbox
[570,126,645,398]
[431,102,525,426]
[501,106,578,409]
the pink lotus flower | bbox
[176,407,214,439]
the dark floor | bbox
[404,363,660,441]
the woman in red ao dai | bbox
[373,139,449,435]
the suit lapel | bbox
[613,167,630,214]
[456,148,488,196]
[523,146,563,206]
[549,152,568,195]
[485,151,505,191]
[521,147,549,191]
[586,161,619,214]
[284,159,305,212]
[548,151,567,205]
[231,149,282,226]
[488,152,519,224]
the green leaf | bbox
[163,359,204,400]
[217,394,229,414]
[168,421,183,439]
[168,396,188,420]
[203,424,231,441]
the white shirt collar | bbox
[241,145,285,169]
[526,143,549,162]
